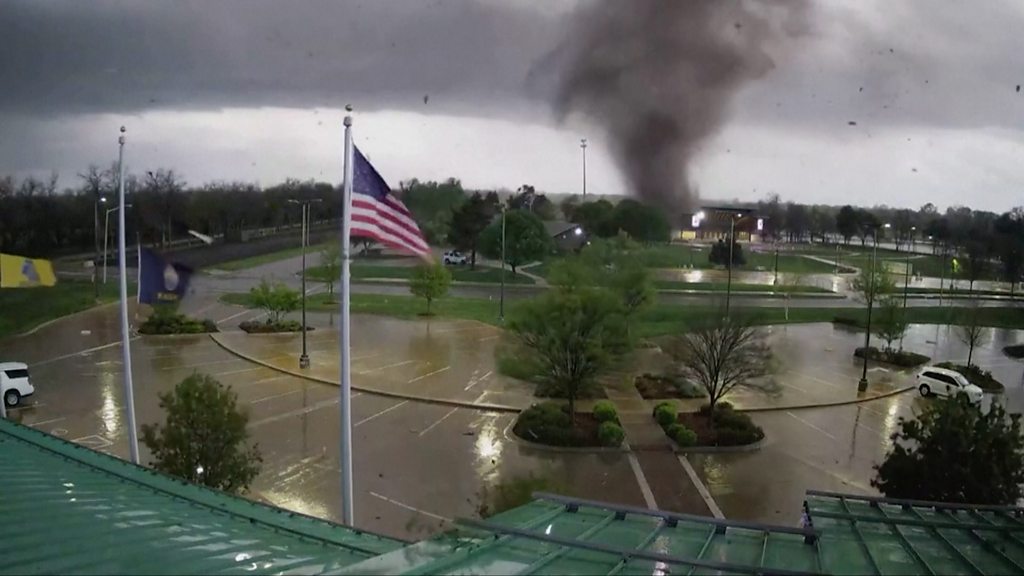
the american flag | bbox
[350,145,431,257]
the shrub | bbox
[1003,344,1024,359]
[714,408,754,430]
[673,426,698,447]
[698,401,734,417]
[239,319,305,333]
[654,404,677,428]
[593,400,618,423]
[139,307,218,335]
[652,401,675,417]
[854,346,930,368]
[832,316,863,329]
[513,403,575,446]
[715,425,764,446]
[597,422,625,447]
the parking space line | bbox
[369,491,451,523]
[28,416,66,428]
[211,366,266,377]
[355,400,408,427]
[216,308,254,324]
[478,335,500,342]
[35,338,139,367]
[358,360,416,375]
[159,358,242,371]
[249,397,339,427]
[464,370,492,391]
[251,389,302,405]
[418,408,459,437]
[785,411,837,440]
[407,366,450,384]
[677,454,724,519]
[625,449,658,510]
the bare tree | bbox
[669,316,772,416]
[955,304,989,368]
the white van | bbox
[1,362,35,408]
[915,366,983,403]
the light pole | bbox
[725,214,738,317]
[94,195,107,298]
[580,139,587,197]
[288,198,322,369]
[499,205,506,321]
[773,241,780,287]
[103,204,131,283]
[858,223,887,392]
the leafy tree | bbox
[559,196,580,222]
[873,296,907,353]
[547,256,596,293]
[758,193,785,241]
[509,288,624,422]
[248,279,300,323]
[607,259,655,336]
[892,209,915,251]
[708,239,745,267]
[448,192,499,269]
[856,209,880,246]
[873,394,1024,504]
[784,203,808,242]
[399,178,466,244]
[955,304,989,368]
[851,263,895,308]
[479,210,552,274]
[409,262,452,315]
[141,373,262,494]
[609,199,670,244]
[570,199,616,238]
[318,243,342,295]
[669,315,771,416]
[994,211,1024,295]
[836,205,858,245]
[961,238,990,292]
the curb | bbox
[673,436,768,454]
[207,333,522,413]
[736,385,916,413]
[12,300,120,339]
[501,421,628,454]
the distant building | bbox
[544,220,587,252]
[676,206,765,243]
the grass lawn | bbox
[903,287,1017,297]
[0,280,125,338]
[209,242,331,272]
[305,264,534,285]
[653,281,831,294]
[220,292,1024,338]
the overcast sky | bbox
[2,0,1023,212]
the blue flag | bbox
[138,247,192,304]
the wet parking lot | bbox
[4,297,1023,540]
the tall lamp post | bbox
[103,204,132,283]
[580,139,587,197]
[725,213,741,317]
[858,223,888,391]
[499,205,506,321]
[94,194,107,299]
[288,198,322,369]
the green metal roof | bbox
[5,417,1024,576]
[805,490,1024,576]
[0,418,402,575]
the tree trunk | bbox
[967,343,974,368]
[470,248,477,271]
[426,298,432,315]
[568,393,576,426]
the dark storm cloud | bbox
[0,0,560,117]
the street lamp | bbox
[580,139,587,197]
[725,213,742,317]
[858,223,888,391]
[499,205,506,321]
[103,204,132,283]
[288,198,322,369]
[94,195,107,299]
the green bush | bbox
[597,422,625,447]
[593,400,618,423]
[239,319,305,333]
[698,401,734,417]
[854,346,930,368]
[715,425,764,447]
[673,426,698,447]
[1003,344,1024,359]
[513,403,575,446]
[654,404,677,428]
[139,308,218,335]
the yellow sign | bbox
[0,253,57,288]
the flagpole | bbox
[340,106,355,526]
[117,126,140,464]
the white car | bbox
[1,362,35,408]
[915,366,983,403]
[442,250,467,265]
